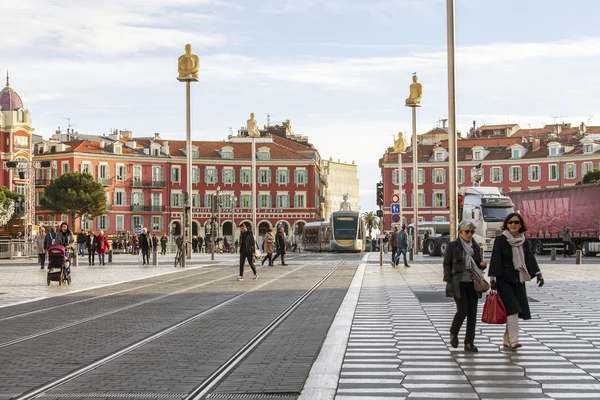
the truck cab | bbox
[459,186,514,251]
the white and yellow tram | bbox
[302,211,366,252]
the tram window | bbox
[333,216,358,240]
[303,229,318,244]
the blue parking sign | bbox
[391,203,400,214]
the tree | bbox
[0,187,20,226]
[582,169,600,184]
[362,211,379,238]
[40,172,107,227]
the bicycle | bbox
[174,238,187,267]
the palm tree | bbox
[362,211,379,238]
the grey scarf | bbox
[502,230,531,283]
[459,237,477,271]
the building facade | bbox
[380,124,600,229]
[33,127,326,241]
[322,159,360,217]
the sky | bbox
[3,0,600,210]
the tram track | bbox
[11,257,343,400]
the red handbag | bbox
[481,290,507,324]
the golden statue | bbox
[405,73,422,106]
[246,113,260,137]
[178,44,200,79]
[393,132,407,153]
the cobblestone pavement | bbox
[0,252,360,399]
[313,252,600,400]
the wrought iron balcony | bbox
[98,178,112,186]
[130,180,166,188]
[130,205,167,212]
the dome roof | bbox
[0,75,24,111]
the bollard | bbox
[152,248,158,266]
[9,240,13,261]
[409,248,414,261]
[576,250,582,265]
[551,247,556,261]
[108,249,113,263]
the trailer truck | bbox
[421,186,515,256]
[507,184,600,256]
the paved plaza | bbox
[1,252,600,399]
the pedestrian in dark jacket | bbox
[489,213,544,350]
[77,231,87,257]
[139,228,152,265]
[45,228,57,251]
[393,224,409,267]
[390,226,398,265]
[238,224,258,281]
[198,236,204,253]
[443,221,487,352]
[86,230,97,265]
[160,233,168,255]
[271,227,288,265]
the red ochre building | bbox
[0,78,328,239]
[380,123,600,229]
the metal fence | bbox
[0,240,37,260]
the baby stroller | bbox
[47,244,72,286]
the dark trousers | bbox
[391,246,397,263]
[161,245,167,255]
[563,241,571,256]
[451,282,478,345]
[262,253,273,266]
[271,251,285,264]
[88,249,96,264]
[394,248,407,266]
[142,248,150,264]
[39,253,46,268]
[239,253,257,277]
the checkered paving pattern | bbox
[334,258,600,399]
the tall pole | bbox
[185,80,193,259]
[447,0,458,242]
[412,107,419,255]
[217,186,221,241]
[251,138,257,233]
[397,151,403,224]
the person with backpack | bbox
[394,224,410,267]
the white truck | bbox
[420,186,515,256]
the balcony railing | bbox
[130,205,167,212]
[98,178,112,186]
[130,180,166,188]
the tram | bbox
[302,211,366,252]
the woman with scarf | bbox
[443,221,487,352]
[489,213,544,350]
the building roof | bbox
[477,124,519,130]
[512,126,554,138]
[441,137,522,148]
[0,78,24,112]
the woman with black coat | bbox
[489,213,545,350]
[443,220,487,352]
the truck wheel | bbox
[438,239,449,257]
[582,242,591,257]
[532,240,543,255]
[426,240,436,256]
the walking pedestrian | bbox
[198,235,204,253]
[86,230,97,265]
[489,213,545,350]
[96,230,110,266]
[36,227,47,269]
[443,221,487,352]
[192,236,198,253]
[262,228,275,266]
[56,222,75,263]
[561,226,572,257]
[160,232,168,255]
[271,227,288,266]
[77,231,87,257]
[390,226,398,266]
[45,227,57,250]
[394,224,410,267]
[238,223,258,281]
[139,228,152,265]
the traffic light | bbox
[376,182,384,206]
[376,209,384,218]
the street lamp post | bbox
[216,186,221,242]
[405,73,423,256]
[447,0,458,242]
[231,194,237,245]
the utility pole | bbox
[447,0,458,241]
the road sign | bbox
[392,214,401,223]
[391,193,400,203]
[390,203,400,214]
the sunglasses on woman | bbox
[507,220,521,225]
[462,230,476,234]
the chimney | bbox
[441,119,448,130]
[162,140,170,155]
[154,132,160,140]
[99,140,105,149]
[531,138,540,151]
